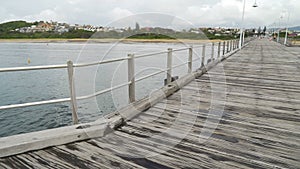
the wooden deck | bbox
[1,39,300,169]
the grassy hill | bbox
[0,20,238,40]
[0,21,33,32]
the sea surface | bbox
[0,41,217,137]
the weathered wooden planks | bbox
[0,39,299,169]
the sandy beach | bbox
[0,38,224,44]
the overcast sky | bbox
[0,0,299,29]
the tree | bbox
[258,26,261,35]
[135,22,140,31]
[0,21,33,32]
[263,26,267,35]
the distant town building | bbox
[9,20,270,39]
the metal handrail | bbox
[172,47,191,52]
[0,98,70,111]
[135,44,206,59]
[77,82,131,101]
[74,57,129,68]
[0,39,241,124]
[135,58,200,83]
[0,43,212,73]
[136,69,166,82]
[0,64,67,73]
[135,50,169,59]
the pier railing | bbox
[0,39,241,124]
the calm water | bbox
[0,41,216,137]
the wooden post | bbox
[211,42,214,61]
[67,61,79,125]
[188,46,193,73]
[201,45,205,68]
[217,42,221,58]
[166,48,173,84]
[127,54,136,103]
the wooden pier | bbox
[0,39,300,168]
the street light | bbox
[277,16,283,43]
[284,11,290,45]
[239,0,258,49]
[253,0,258,7]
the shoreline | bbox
[0,38,225,44]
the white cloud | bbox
[109,7,133,21]
[67,0,82,5]
[23,9,65,22]
[0,0,299,28]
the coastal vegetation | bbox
[0,21,239,40]
[1,20,299,41]
[0,21,33,32]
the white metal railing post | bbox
[235,39,237,49]
[242,32,245,46]
[233,40,235,50]
[217,42,221,58]
[227,41,229,53]
[127,54,136,103]
[284,15,289,45]
[201,45,206,68]
[233,40,235,49]
[67,60,79,124]
[166,48,173,84]
[211,43,215,61]
[223,41,225,56]
[234,40,236,50]
[188,46,193,73]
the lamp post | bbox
[253,0,258,7]
[272,22,276,37]
[239,0,246,49]
[277,16,282,43]
[284,12,290,45]
[239,0,258,49]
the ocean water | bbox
[0,41,217,137]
